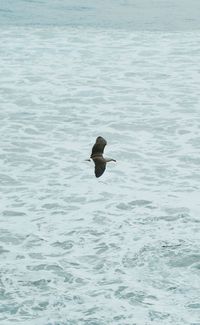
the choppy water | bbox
[0,5,200,325]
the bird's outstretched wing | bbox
[94,160,106,178]
[91,136,107,157]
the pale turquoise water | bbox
[1,0,200,30]
[0,2,200,325]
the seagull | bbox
[87,136,116,178]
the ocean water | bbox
[0,2,200,325]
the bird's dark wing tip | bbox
[96,136,107,145]
[95,163,106,178]
[91,136,107,157]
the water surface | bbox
[0,2,200,325]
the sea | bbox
[0,1,200,324]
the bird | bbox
[87,136,116,178]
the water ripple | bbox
[0,27,200,325]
